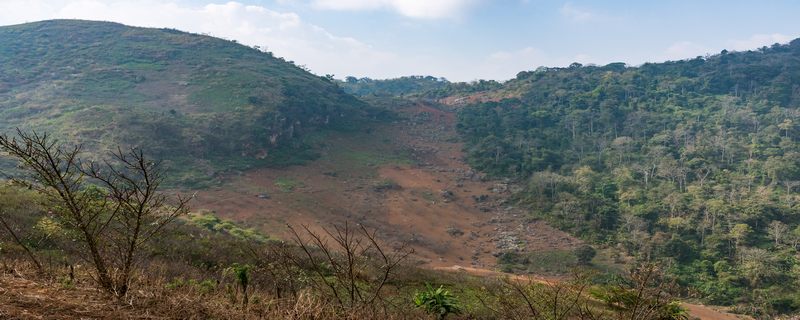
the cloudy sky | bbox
[1,0,798,81]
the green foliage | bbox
[0,20,381,187]
[339,75,449,97]
[274,177,303,192]
[225,263,250,289]
[165,278,217,294]
[456,39,800,315]
[497,250,578,275]
[574,245,597,265]
[188,212,269,243]
[413,284,461,319]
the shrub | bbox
[574,245,597,265]
[413,284,461,319]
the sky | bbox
[0,0,799,81]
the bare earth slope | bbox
[192,101,580,268]
[189,101,751,319]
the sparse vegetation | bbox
[0,20,385,187]
[498,250,579,275]
[274,177,303,192]
[373,178,401,192]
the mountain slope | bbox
[448,40,800,316]
[0,20,374,186]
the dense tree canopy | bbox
[456,39,800,316]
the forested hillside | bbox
[454,39,800,316]
[0,20,377,186]
[339,75,450,96]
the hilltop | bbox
[0,20,378,186]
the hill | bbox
[0,20,377,187]
[443,40,800,316]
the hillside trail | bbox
[192,100,748,320]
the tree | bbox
[284,222,412,310]
[83,147,191,296]
[574,245,597,265]
[768,220,789,245]
[0,130,190,296]
[730,223,752,248]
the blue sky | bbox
[1,0,799,81]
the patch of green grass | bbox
[274,177,303,192]
[420,189,436,202]
[188,211,269,243]
[497,250,578,275]
[341,150,412,167]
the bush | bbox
[413,284,461,320]
[574,245,596,265]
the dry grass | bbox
[0,260,428,320]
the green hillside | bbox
[0,20,375,186]
[452,40,800,316]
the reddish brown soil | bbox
[682,304,753,320]
[192,101,580,268]
[189,102,747,320]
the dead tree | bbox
[83,147,190,296]
[0,130,189,296]
[283,222,412,311]
[0,130,116,289]
[475,270,596,320]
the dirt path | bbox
[682,304,752,320]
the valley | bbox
[1,18,798,319]
[192,100,581,269]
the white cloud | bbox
[659,33,798,63]
[310,0,479,19]
[480,46,585,79]
[662,41,710,61]
[481,48,532,78]
[559,3,597,22]
[728,33,795,51]
[0,1,397,78]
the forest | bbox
[453,39,800,316]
